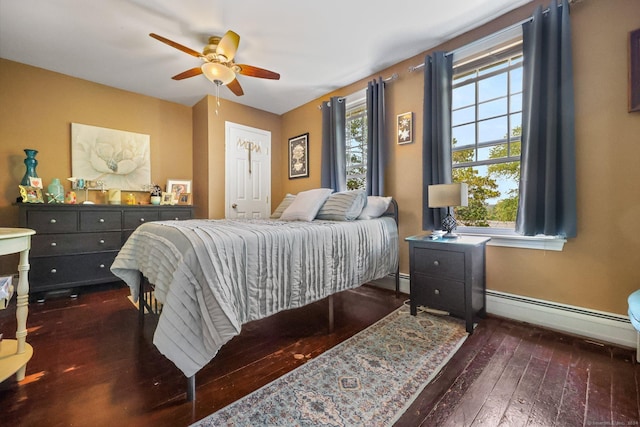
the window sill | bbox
[457,228,566,251]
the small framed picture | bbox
[160,191,173,205]
[177,193,192,205]
[397,112,413,144]
[166,179,191,200]
[29,177,43,188]
[19,185,44,203]
[288,133,309,179]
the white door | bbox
[225,122,271,218]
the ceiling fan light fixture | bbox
[201,62,235,86]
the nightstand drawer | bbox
[124,210,159,229]
[26,210,77,233]
[159,208,192,221]
[412,273,465,315]
[413,247,464,281]
[31,232,122,257]
[80,211,122,231]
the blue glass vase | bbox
[20,149,39,186]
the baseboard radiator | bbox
[372,275,635,349]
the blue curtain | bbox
[366,78,386,196]
[320,96,346,191]
[516,0,577,237]
[422,52,454,230]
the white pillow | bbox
[270,194,296,219]
[357,196,393,220]
[316,190,366,221]
[280,188,333,221]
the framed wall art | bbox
[397,112,413,144]
[71,123,151,190]
[288,133,309,179]
[629,28,640,112]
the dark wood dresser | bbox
[406,234,490,333]
[18,203,194,295]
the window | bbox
[345,92,367,190]
[451,34,523,230]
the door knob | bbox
[232,203,237,209]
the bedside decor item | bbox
[629,28,640,112]
[20,149,39,186]
[71,123,151,191]
[397,112,413,144]
[428,183,468,238]
[149,184,162,205]
[108,189,121,205]
[288,133,309,179]
[161,192,173,205]
[177,193,192,205]
[46,178,64,204]
[18,186,44,203]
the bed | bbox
[111,194,399,400]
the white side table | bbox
[0,227,35,383]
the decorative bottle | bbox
[20,149,39,186]
[47,178,64,203]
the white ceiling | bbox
[0,0,531,115]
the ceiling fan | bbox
[149,31,280,96]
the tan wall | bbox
[281,0,640,315]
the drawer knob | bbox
[174,217,179,221]
[140,218,145,222]
[434,289,440,295]
[99,239,105,244]
[99,264,105,269]
[99,218,105,223]
[50,242,57,247]
[433,260,440,266]
[50,218,57,224]
[51,268,57,274]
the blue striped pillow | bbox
[316,190,366,221]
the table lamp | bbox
[428,183,468,238]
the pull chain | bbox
[215,83,221,116]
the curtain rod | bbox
[408,0,576,73]
[317,73,399,109]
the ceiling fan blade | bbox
[172,67,203,80]
[227,78,244,96]
[217,30,240,62]
[236,64,280,80]
[149,33,202,58]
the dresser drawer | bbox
[412,273,465,315]
[413,247,464,281]
[29,252,118,291]
[124,210,159,229]
[159,208,192,221]
[25,210,77,233]
[31,232,122,257]
[80,210,122,231]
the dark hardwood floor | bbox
[0,283,638,426]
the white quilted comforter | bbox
[111,217,398,377]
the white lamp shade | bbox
[428,183,469,208]
[201,62,236,85]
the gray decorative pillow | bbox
[270,194,296,219]
[316,190,367,221]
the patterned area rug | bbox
[191,305,467,427]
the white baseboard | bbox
[371,276,636,349]
[486,290,635,349]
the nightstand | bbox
[405,234,490,333]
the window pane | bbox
[510,93,522,112]
[452,105,475,126]
[510,67,523,93]
[509,113,522,139]
[452,83,475,109]
[479,73,507,102]
[479,60,508,76]
[452,123,475,147]
[453,148,475,164]
[478,97,507,120]
[478,116,507,144]
[487,143,508,161]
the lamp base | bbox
[441,232,460,239]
